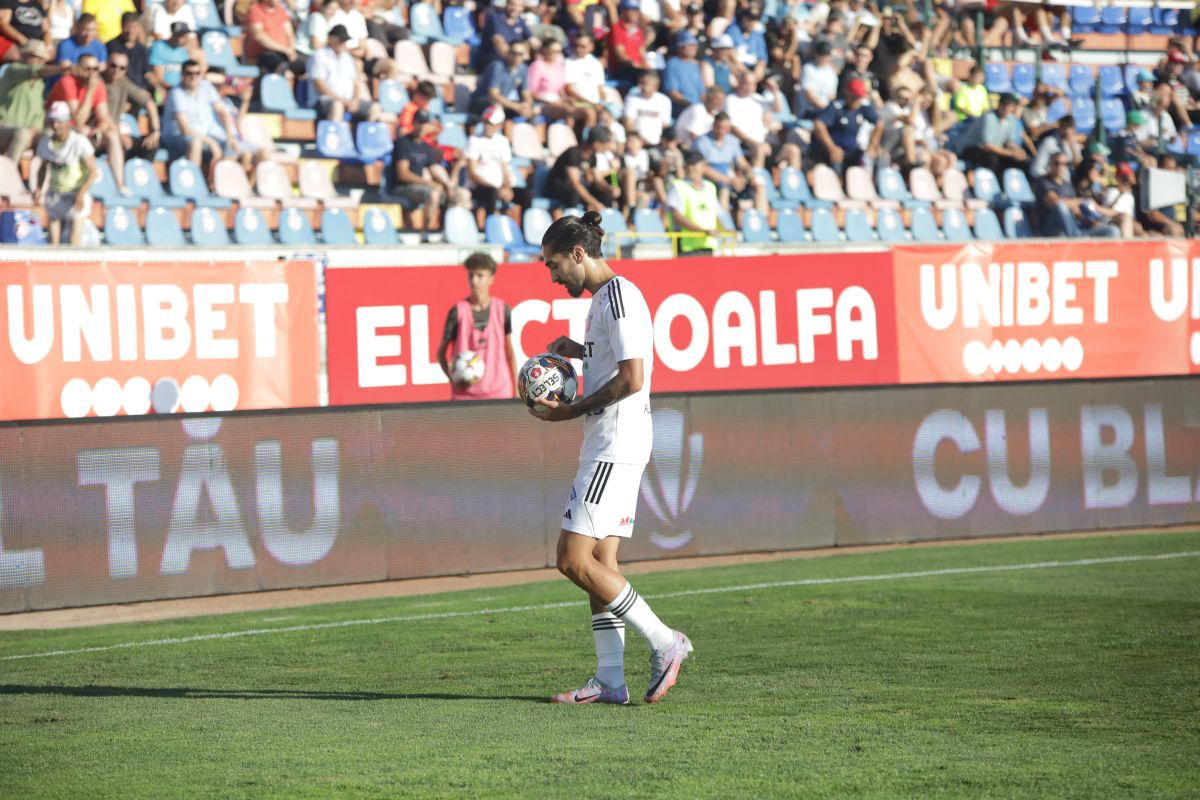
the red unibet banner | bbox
[324,252,899,404]
[0,260,320,421]
[892,240,1200,383]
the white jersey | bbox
[579,275,654,465]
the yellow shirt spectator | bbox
[81,0,137,44]
[953,82,990,122]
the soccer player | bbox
[532,211,692,705]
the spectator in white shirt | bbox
[466,105,517,228]
[330,0,369,58]
[675,86,725,147]
[623,70,672,146]
[309,24,378,121]
[149,0,197,42]
[297,0,338,56]
[799,39,838,117]
[564,32,606,129]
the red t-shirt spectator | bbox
[47,74,108,124]
[244,1,292,59]
[609,20,646,70]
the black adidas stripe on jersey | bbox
[608,280,625,320]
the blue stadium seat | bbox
[443,206,481,245]
[1098,65,1125,98]
[355,122,392,161]
[1012,64,1035,98]
[876,208,905,242]
[168,158,231,208]
[1002,168,1036,205]
[104,207,143,245]
[740,209,771,243]
[1045,97,1069,125]
[191,0,227,33]
[909,207,940,242]
[634,207,668,245]
[91,158,140,208]
[1098,5,1126,33]
[279,207,317,246]
[378,80,409,114]
[756,166,798,210]
[443,6,479,45]
[1072,4,1099,32]
[1100,98,1125,133]
[809,208,840,243]
[126,158,185,208]
[145,207,185,246]
[942,208,972,242]
[778,166,832,209]
[1151,6,1179,35]
[316,120,358,159]
[1126,6,1152,34]
[598,208,628,256]
[1187,131,1200,157]
[437,122,468,150]
[233,208,273,245]
[1040,64,1067,93]
[362,207,399,245]
[775,207,807,243]
[876,166,929,209]
[972,168,1002,205]
[201,31,259,78]
[1003,206,1034,238]
[1069,65,1094,96]
[190,207,231,246]
[523,206,553,246]
[0,209,45,244]
[486,213,540,258]
[409,2,460,43]
[261,74,317,120]
[319,206,355,244]
[1071,96,1096,134]
[843,209,874,243]
[985,63,1012,94]
[972,207,1005,240]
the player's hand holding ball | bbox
[520,352,579,421]
[547,336,585,360]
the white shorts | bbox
[561,460,646,540]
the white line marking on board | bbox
[2,550,1197,662]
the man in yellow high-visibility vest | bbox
[667,150,723,257]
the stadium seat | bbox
[429,41,457,79]
[633,207,668,245]
[598,207,628,255]
[522,206,553,246]
[298,161,357,209]
[909,207,940,242]
[213,159,276,209]
[1069,65,1094,96]
[486,213,540,257]
[1098,66,1125,98]
[907,167,950,208]
[0,155,32,205]
[971,168,1002,205]
[510,123,544,161]
[393,40,441,83]
[191,0,226,32]
[778,166,829,209]
[972,207,1005,240]
[0,209,44,244]
[1070,96,1095,134]
[443,6,478,45]
[168,158,232,208]
[104,207,143,245]
[313,122,356,161]
[941,169,988,211]
[1100,99,1125,133]
[845,166,898,208]
[1045,97,1069,125]
[89,158,140,208]
[261,74,317,120]
[810,164,866,209]
[319,206,355,244]
[740,209,771,243]
[1002,168,1036,205]
[1123,64,1142,96]
[278,207,317,246]
[547,125,578,159]
[1040,64,1067,93]
[201,31,259,78]
[126,158,185,208]
[753,166,796,210]
[775,207,807,243]
[1072,4,1099,32]
[355,122,392,161]
[1126,6,1151,34]
[362,207,399,245]
[233,208,273,245]
[409,2,460,43]
[843,209,874,243]
[876,208,905,242]
[257,161,319,208]
[378,80,410,114]
[190,206,231,246]
[444,206,481,245]
[1151,6,1179,35]
[876,166,929,209]
[1011,64,1035,98]
[985,63,1012,94]
[145,206,185,246]
[437,122,468,151]
[1003,206,1034,238]
[809,208,840,244]
[942,208,972,241]
[1098,5,1127,33]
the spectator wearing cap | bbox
[107,12,150,91]
[465,105,518,228]
[469,39,534,120]
[959,92,1026,175]
[609,0,648,86]
[245,0,307,76]
[799,39,838,117]
[812,76,882,174]
[477,0,532,71]
[162,59,250,169]
[952,65,988,123]
[103,50,161,159]
[694,110,767,218]
[1126,69,1155,115]
[663,31,706,114]
[0,41,62,159]
[149,0,197,43]
[47,52,132,196]
[56,13,107,67]
[668,149,725,257]
[310,25,378,121]
[0,0,47,64]
[623,70,673,147]
[703,34,748,96]
[675,85,725,147]
[1110,109,1155,169]
[391,110,457,238]
[33,101,98,246]
[1033,152,1118,239]
[545,125,617,212]
[1030,114,1079,179]
[529,38,591,130]
[329,0,370,59]
[564,32,605,131]
[148,22,196,91]
[81,0,136,47]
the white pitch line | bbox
[2,550,1197,662]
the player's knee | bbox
[555,550,579,579]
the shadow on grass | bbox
[0,684,546,702]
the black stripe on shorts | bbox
[585,462,613,505]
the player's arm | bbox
[530,358,642,421]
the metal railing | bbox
[608,229,738,259]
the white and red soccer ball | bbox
[518,352,578,410]
[451,350,485,385]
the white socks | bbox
[591,612,625,688]
[606,582,674,651]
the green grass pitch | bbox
[1,531,1198,799]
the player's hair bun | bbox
[581,210,605,237]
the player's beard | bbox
[567,282,584,297]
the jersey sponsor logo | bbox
[640,408,704,551]
[618,516,635,526]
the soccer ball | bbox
[451,350,485,385]
[519,352,578,410]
